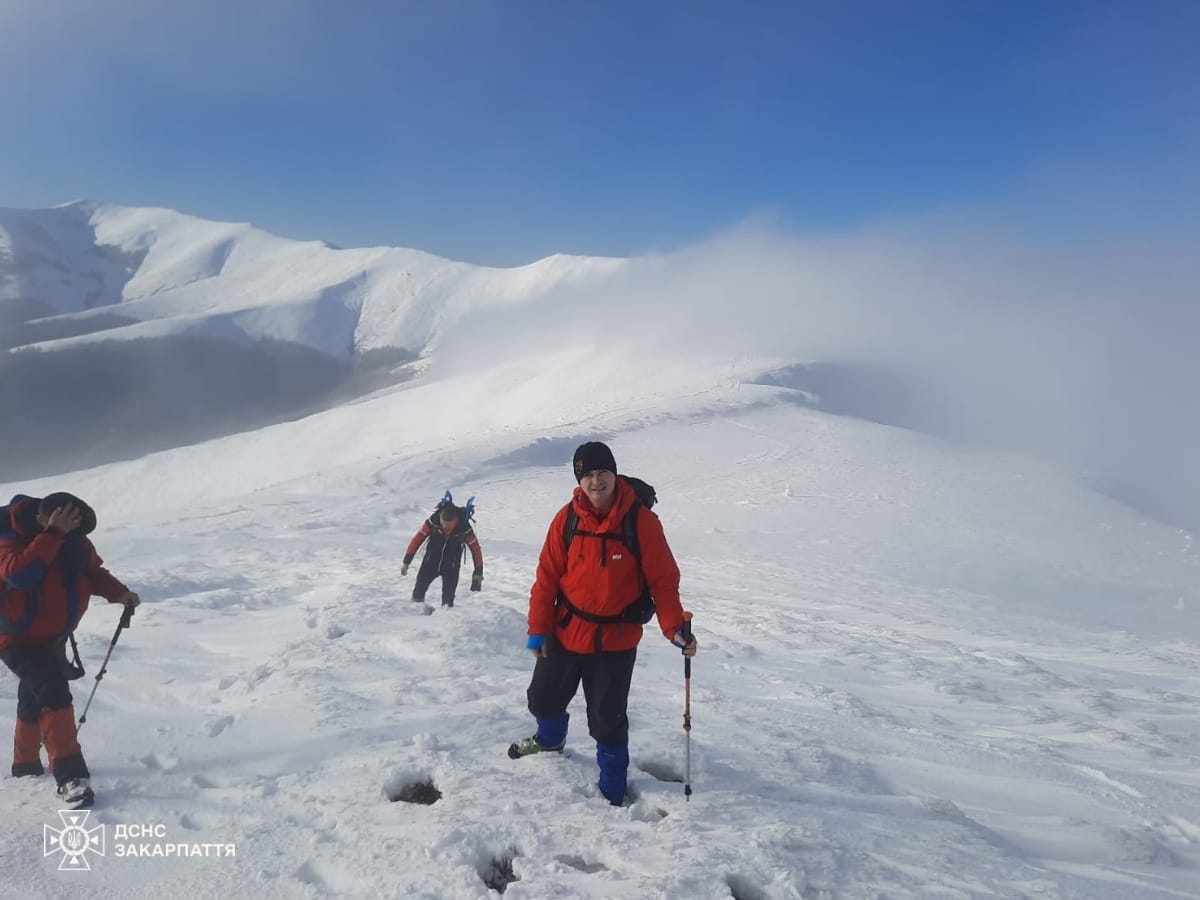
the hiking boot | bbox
[441,599,454,608]
[11,760,45,777]
[602,784,640,807]
[56,777,94,809]
[507,735,565,759]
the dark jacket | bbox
[404,513,484,575]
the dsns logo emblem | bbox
[45,810,105,871]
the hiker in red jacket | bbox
[401,499,484,608]
[0,492,140,809]
[508,441,697,805]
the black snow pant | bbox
[526,637,637,745]
[1,643,74,722]
[1,642,90,783]
[412,553,461,606]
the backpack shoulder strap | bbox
[621,499,643,565]
[562,504,580,551]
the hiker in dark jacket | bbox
[508,441,697,806]
[0,492,140,809]
[401,502,484,608]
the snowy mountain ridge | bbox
[0,200,625,360]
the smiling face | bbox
[579,469,616,511]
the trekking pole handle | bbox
[681,611,693,674]
[119,602,135,629]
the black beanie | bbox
[573,442,617,482]
[39,492,97,535]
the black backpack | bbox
[433,490,475,525]
[430,491,478,568]
[559,476,658,628]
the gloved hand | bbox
[527,634,548,658]
[671,631,698,657]
[114,590,141,609]
[401,563,409,576]
[470,572,483,592]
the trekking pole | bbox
[681,610,693,800]
[78,602,135,729]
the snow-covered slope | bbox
[0,202,640,482]
[0,202,624,360]
[0,319,1197,898]
[1,201,1198,898]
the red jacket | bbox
[528,477,684,654]
[0,498,129,650]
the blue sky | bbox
[1,1,1196,265]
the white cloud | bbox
[432,216,1200,526]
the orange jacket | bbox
[0,498,129,650]
[528,477,684,654]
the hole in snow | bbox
[385,778,442,805]
[479,846,520,893]
[727,874,770,900]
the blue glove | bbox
[526,635,545,651]
[671,631,698,656]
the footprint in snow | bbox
[637,757,685,783]
[555,853,607,873]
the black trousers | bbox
[412,554,461,604]
[527,639,637,745]
[1,643,73,722]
